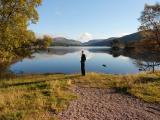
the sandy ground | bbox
[58,86,160,120]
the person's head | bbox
[82,50,84,54]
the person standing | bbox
[81,51,86,76]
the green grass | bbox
[0,74,76,120]
[0,72,159,119]
[73,72,160,103]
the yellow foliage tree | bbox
[0,0,42,57]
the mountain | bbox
[111,32,143,48]
[51,37,82,46]
[51,32,142,47]
[83,39,103,46]
[114,32,142,44]
[83,37,117,46]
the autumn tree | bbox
[138,3,160,48]
[42,35,52,48]
[0,0,42,59]
[34,35,52,49]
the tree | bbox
[34,35,52,49]
[112,39,123,50]
[0,0,42,57]
[42,35,52,48]
[138,3,160,48]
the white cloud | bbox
[119,32,130,37]
[115,32,131,37]
[79,33,93,42]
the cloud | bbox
[119,32,130,37]
[116,32,130,37]
[79,33,93,42]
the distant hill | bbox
[51,37,82,46]
[83,37,117,46]
[83,32,142,47]
[111,32,143,48]
[115,32,142,44]
[51,33,142,47]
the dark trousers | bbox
[81,62,85,76]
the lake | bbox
[10,47,160,74]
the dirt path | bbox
[58,86,160,120]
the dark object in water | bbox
[102,64,107,67]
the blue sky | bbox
[29,0,159,42]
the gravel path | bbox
[58,86,160,120]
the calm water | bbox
[10,47,160,74]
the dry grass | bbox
[72,72,160,103]
[0,72,159,119]
[0,74,76,120]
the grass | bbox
[73,72,160,103]
[0,74,76,120]
[0,72,159,119]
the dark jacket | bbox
[81,54,86,63]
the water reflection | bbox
[46,47,111,55]
[1,47,160,75]
[47,47,81,55]
[110,49,160,72]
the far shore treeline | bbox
[0,1,160,63]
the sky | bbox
[29,0,159,42]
